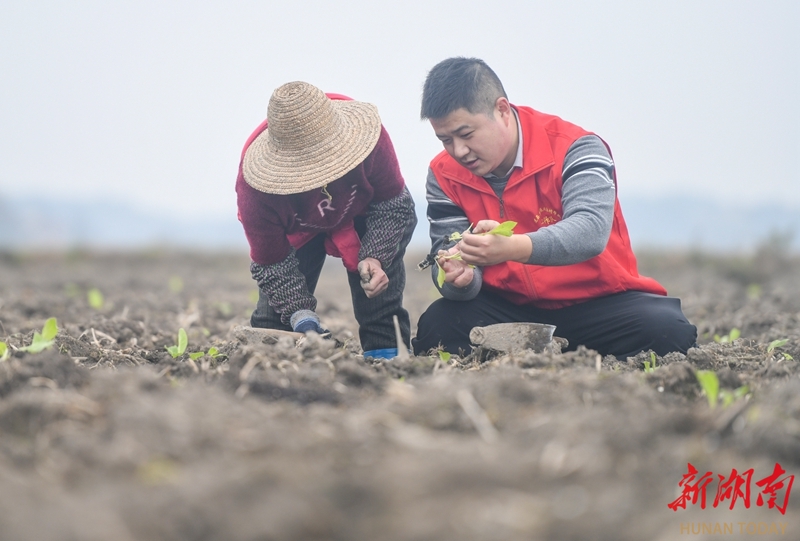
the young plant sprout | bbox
[168,276,184,294]
[695,370,720,408]
[696,370,749,409]
[767,338,793,360]
[87,288,104,309]
[720,385,749,408]
[0,342,9,361]
[643,352,657,373]
[166,328,188,358]
[188,346,225,361]
[713,328,740,344]
[767,338,789,352]
[20,317,58,353]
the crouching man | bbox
[411,58,696,359]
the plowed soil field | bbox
[1,247,798,540]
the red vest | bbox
[430,106,666,308]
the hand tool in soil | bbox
[469,322,558,358]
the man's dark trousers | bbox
[412,289,697,359]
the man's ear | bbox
[494,97,513,122]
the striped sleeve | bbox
[425,167,482,300]
[359,186,417,268]
[250,253,316,326]
[526,135,616,266]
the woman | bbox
[236,81,416,359]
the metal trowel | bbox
[469,322,558,355]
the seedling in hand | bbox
[435,251,468,287]
[449,221,517,241]
[433,221,518,286]
[166,328,188,358]
[20,317,58,353]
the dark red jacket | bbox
[430,105,666,308]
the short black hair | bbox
[420,57,507,120]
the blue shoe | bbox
[362,348,398,360]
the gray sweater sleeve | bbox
[424,167,482,300]
[526,135,616,266]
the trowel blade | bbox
[469,322,557,353]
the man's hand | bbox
[358,257,389,298]
[438,245,475,287]
[458,219,533,266]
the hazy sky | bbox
[1,0,798,223]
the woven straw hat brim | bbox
[242,100,382,195]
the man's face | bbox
[429,99,517,178]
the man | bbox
[411,57,696,359]
[237,81,416,359]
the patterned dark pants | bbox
[251,215,416,352]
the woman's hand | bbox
[358,257,389,298]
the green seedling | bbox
[713,328,740,344]
[644,352,657,373]
[448,221,518,241]
[438,350,451,363]
[87,288,104,309]
[695,370,720,409]
[767,339,788,353]
[20,317,58,353]
[485,221,517,236]
[165,328,188,358]
[168,276,184,294]
[720,385,749,408]
[746,283,762,300]
[0,342,9,361]
[188,346,224,361]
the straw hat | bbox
[242,81,382,195]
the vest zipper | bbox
[499,197,505,218]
